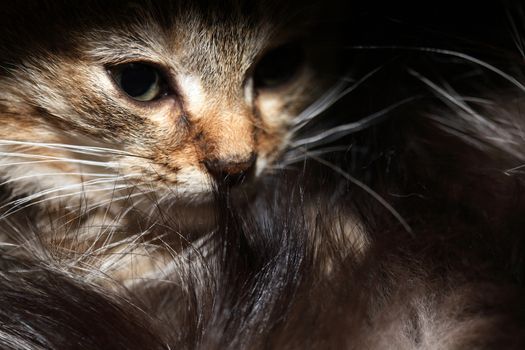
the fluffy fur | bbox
[0,0,339,281]
[0,1,525,349]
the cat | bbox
[1,1,525,349]
[0,0,343,281]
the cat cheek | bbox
[256,96,289,129]
[175,166,214,195]
[145,99,182,129]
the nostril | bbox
[204,154,256,187]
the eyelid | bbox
[106,61,175,105]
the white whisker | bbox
[78,189,158,215]
[1,175,138,210]
[3,185,132,214]
[408,69,497,131]
[0,172,123,187]
[292,67,384,133]
[291,96,417,149]
[349,46,525,92]
[0,160,92,167]
[0,182,141,222]
[309,154,413,236]
[0,139,138,157]
[0,151,122,168]
[281,145,352,166]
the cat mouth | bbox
[208,167,256,191]
[133,169,259,204]
[122,155,260,205]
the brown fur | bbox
[1,1,525,349]
[0,0,337,278]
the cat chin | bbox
[150,186,215,205]
[144,184,258,213]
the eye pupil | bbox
[254,43,304,89]
[111,63,165,102]
[120,64,157,97]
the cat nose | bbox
[204,154,256,187]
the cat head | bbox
[0,1,339,208]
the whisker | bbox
[0,160,97,167]
[0,151,122,168]
[123,231,216,288]
[79,226,154,271]
[1,175,139,210]
[309,153,413,236]
[291,96,418,149]
[292,80,348,127]
[505,163,525,175]
[0,183,140,221]
[291,66,384,133]
[77,189,158,216]
[281,145,352,167]
[6,184,132,214]
[0,172,124,187]
[53,179,154,233]
[90,170,137,243]
[348,45,525,92]
[0,139,139,158]
[408,69,497,130]
[81,228,174,278]
[506,8,525,59]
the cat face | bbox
[0,1,334,208]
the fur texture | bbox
[0,1,524,349]
[0,0,339,281]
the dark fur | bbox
[1,1,525,350]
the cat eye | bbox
[253,43,305,89]
[109,63,168,102]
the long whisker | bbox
[1,175,139,210]
[280,145,352,167]
[54,187,155,238]
[291,96,418,149]
[506,8,525,59]
[123,230,216,288]
[291,66,384,133]
[88,171,137,242]
[80,228,177,279]
[78,223,155,271]
[0,184,139,221]
[408,69,497,130]
[0,180,143,224]
[348,46,525,92]
[0,151,122,168]
[0,172,124,187]
[0,160,98,167]
[309,153,413,236]
[77,189,158,216]
[0,140,140,158]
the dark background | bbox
[342,1,519,52]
